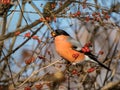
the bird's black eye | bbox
[72,46,77,49]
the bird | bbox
[51,29,111,71]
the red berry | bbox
[105,14,110,19]
[35,84,43,90]
[77,11,81,15]
[85,16,90,22]
[25,59,31,65]
[81,48,86,53]
[24,32,31,37]
[99,51,104,55]
[85,42,92,47]
[73,13,78,17]
[30,57,35,62]
[72,69,78,74]
[32,36,41,43]
[39,18,45,22]
[87,68,95,73]
[25,57,35,65]
[2,0,11,4]
[24,86,31,90]
[32,35,38,39]
[15,31,20,36]
[51,3,56,9]
[84,46,90,52]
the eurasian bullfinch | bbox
[51,29,111,71]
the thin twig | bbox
[2,50,15,87]
[103,32,120,86]
[29,1,54,32]
[0,24,44,63]
[101,81,120,90]
[0,19,42,41]
[0,12,7,56]
[17,60,60,88]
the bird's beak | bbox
[51,31,57,37]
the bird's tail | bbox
[85,52,111,71]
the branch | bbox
[0,24,44,63]
[17,60,60,88]
[101,81,120,90]
[29,1,54,32]
[0,19,41,41]
[0,0,75,41]
[54,0,76,14]
[0,12,7,56]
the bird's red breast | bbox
[54,35,85,64]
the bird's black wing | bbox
[85,52,111,71]
[67,37,111,71]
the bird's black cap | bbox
[51,29,70,37]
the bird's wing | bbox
[85,52,111,71]
[67,37,111,71]
[67,37,82,51]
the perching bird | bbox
[51,29,111,71]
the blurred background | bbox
[0,0,120,90]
